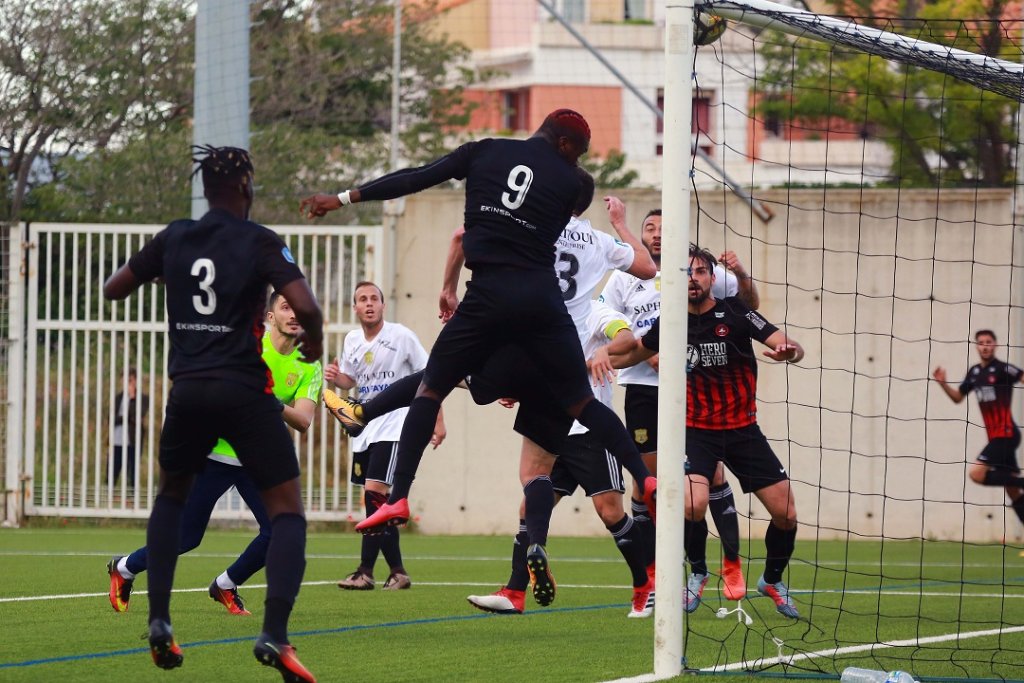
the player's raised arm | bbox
[932,365,965,403]
[719,250,760,310]
[605,195,657,280]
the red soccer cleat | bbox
[642,476,657,523]
[466,586,526,615]
[254,634,316,683]
[209,580,252,615]
[721,556,747,601]
[354,498,410,535]
[149,619,184,670]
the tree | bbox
[0,0,192,223]
[756,0,1018,187]
[27,0,485,225]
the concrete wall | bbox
[388,187,1024,543]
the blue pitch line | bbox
[0,602,624,670]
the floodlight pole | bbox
[192,0,250,220]
[654,0,692,678]
[385,0,403,315]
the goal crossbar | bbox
[700,0,1024,101]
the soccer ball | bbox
[694,12,727,46]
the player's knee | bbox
[772,510,798,530]
[968,465,987,483]
[592,495,622,526]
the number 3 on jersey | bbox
[501,165,534,210]
[191,258,217,315]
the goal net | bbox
[680,0,1024,679]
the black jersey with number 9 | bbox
[128,208,304,391]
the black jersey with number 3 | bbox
[128,208,304,391]
[358,137,580,272]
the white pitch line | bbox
[5,582,1024,605]
[708,624,1024,672]
[0,580,633,604]
[601,623,1024,683]
[1,549,1020,570]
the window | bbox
[502,90,530,132]
[556,0,585,23]
[624,0,649,20]
[656,89,713,156]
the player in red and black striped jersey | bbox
[933,329,1024,526]
[104,145,320,682]
[607,244,806,619]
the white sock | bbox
[216,571,236,590]
[117,556,135,580]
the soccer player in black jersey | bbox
[104,146,321,683]
[933,330,1024,526]
[302,109,656,589]
[607,244,805,619]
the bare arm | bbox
[605,196,657,280]
[430,407,447,449]
[323,357,358,391]
[282,397,317,433]
[103,263,143,300]
[719,250,759,310]
[761,329,803,363]
[439,226,465,323]
[932,366,965,403]
[608,334,656,370]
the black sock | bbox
[1013,497,1024,525]
[763,522,797,584]
[631,498,656,567]
[608,515,649,587]
[523,476,554,547]
[262,513,307,644]
[362,371,424,422]
[507,523,531,592]
[389,396,441,502]
[983,469,1024,488]
[380,525,404,573]
[359,490,388,574]
[576,400,651,487]
[684,518,709,576]
[146,495,184,624]
[709,483,740,561]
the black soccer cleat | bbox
[148,619,184,670]
[526,543,557,607]
[254,633,317,683]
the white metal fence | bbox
[6,221,382,523]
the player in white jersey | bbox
[599,207,758,601]
[324,281,445,591]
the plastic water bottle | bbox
[840,667,916,683]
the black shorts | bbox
[685,423,787,494]
[551,432,625,497]
[160,379,299,491]
[978,429,1022,471]
[468,344,573,455]
[624,384,659,454]
[423,268,593,409]
[350,441,399,486]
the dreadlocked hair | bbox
[572,166,596,215]
[689,243,717,270]
[540,109,591,147]
[191,144,254,198]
